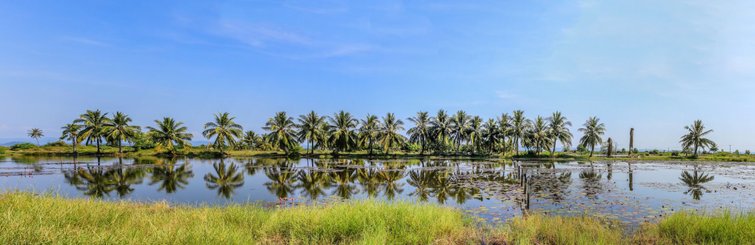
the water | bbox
[2,156,753,226]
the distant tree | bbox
[450,111,471,154]
[379,113,406,155]
[578,116,606,157]
[203,112,244,154]
[430,110,452,154]
[263,112,298,155]
[679,120,716,157]
[497,113,512,153]
[60,123,81,154]
[28,128,44,146]
[358,114,380,155]
[511,110,530,156]
[407,111,431,155]
[103,112,140,154]
[528,116,551,155]
[327,111,358,155]
[240,131,261,150]
[74,109,111,154]
[296,111,326,155]
[482,118,500,154]
[468,116,483,154]
[547,111,572,156]
[147,117,193,154]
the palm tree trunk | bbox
[96,138,101,155]
[118,140,122,154]
[514,138,519,156]
[694,144,699,157]
[369,139,373,155]
[73,141,77,156]
[551,141,557,157]
[36,139,39,146]
[420,138,425,155]
[589,145,595,157]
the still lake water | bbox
[2,156,753,226]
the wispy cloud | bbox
[60,36,110,47]
[215,20,312,47]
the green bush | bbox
[44,141,68,147]
[10,143,37,150]
[0,146,7,154]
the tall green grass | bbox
[634,210,755,244]
[1,193,752,244]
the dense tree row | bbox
[46,109,717,157]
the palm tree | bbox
[204,160,245,199]
[241,131,260,150]
[327,111,359,155]
[150,162,194,193]
[379,113,406,155]
[547,111,572,156]
[203,112,244,154]
[511,110,530,156]
[468,116,483,154]
[680,120,716,157]
[450,110,471,154]
[358,114,380,155]
[430,110,452,154]
[147,117,193,154]
[407,111,431,155]
[60,123,81,154]
[28,128,44,146]
[103,112,140,154]
[680,169,715,200]
[578,116,606,157]
[296,111,326,155]
[528,116,551,155]
[74,109,111,154]
[482,119,499,153]
[262,112,298,155]
[497,113,512,153]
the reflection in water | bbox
[150,162,194,193]
[680,169,714,200]
[72,166,115,197]
[579,166,602,199]
[204,160,244,199]
[331,168,358,199]
[109,167,146,197]
[297,168,329,201]
[264,162,297,198]
[628,163,634,191]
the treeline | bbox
[43,109,715,157]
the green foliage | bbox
[131,131,155,151]
[635,211,755,244]
[10,143,37,150]
[0,146,7,154]
[44,141,68,147]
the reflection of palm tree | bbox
[432,171,454,204]
[204,161,245,199]
[108,167,146,198]
[150,163,194,193]
[680,170,714,200]
[264,162,297,198]
[407,169,436,202]
[297,169,329,200]
[378,166,405,200]
[76,166,115,198]
[579,166,602,199]
[357,167,381,198]
[330,168,358,199]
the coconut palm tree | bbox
[578,116,606,157]
[296,111,326,155]
[497,113,512,153]
[528,116,551,155]
[327,111,359,155]
[407,111,431,155]
[203,112,244,154]
[146,117,193,154]
[430,110,452,154]
[358,114,380,155]
[680,120,716,157]
[240,131,260,150]
[60,123,81,154]
[482,118,499,153]
[74,109,112,154]
[468,116,483,154]
[547,111,572,156]
[204,160,245,199]
[263,112,298,155]
[103,112,140,154]
[379,113,406,155]
[28,128,44,146]
[450,111,471,154]
[511,110,530,156]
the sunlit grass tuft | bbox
[634,210,755,244]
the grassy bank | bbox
[1,193,753,244]
[5,144,755,162]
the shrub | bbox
[44,141,68,147]
[746,150,751,155]
[10,143,37,150]
[0,146,7,154]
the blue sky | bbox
[1,0,754,151]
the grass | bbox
[2,193,752,244]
